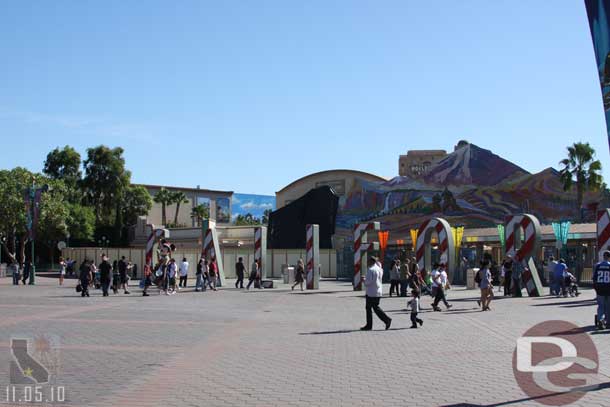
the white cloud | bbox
[240,201,273,211]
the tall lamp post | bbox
[0,234,5,267]
[24,178,50,285]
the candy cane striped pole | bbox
[201,225,225,284]
[504,214,542,297]
[145,224,169,268]
[415,217,454,278]
[353,222,380,290]
[254,226,267,280]
[306,224,320,290]
[597,209,610,262]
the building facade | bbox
[275,169,387,209]
[138,184,233,227]
[398,150,447,177]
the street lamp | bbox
[98,236,109,248]
[24,178,50,285]
[0,233,5,266]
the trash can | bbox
[467,268,479,290]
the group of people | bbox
[77,255,134,297]
[545,256,579,297]
[362,255,459,331]
[8,260,33,285]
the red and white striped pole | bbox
[597,209,610,262]
[306,224,319,290]
[415,218,454,277]
[353,222,380,291]
[145,224,169,268]
[201,221,225,284]
[504,214,542,296]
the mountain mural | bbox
[334,141,609,240]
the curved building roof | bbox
[276,169,387,194]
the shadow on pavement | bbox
[300,327,410,335]
[531,299,596,308]
[441,381,610,407]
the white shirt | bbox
[431,269,440,287]
[364,263,383,297]
[440,270,448,286]
[179,261,189,276]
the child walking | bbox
[410,290,424,329]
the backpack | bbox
[474,270,482,285]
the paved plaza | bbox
[1,276,610,407]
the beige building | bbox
[275,169,387,209]
[398,150,447,177]
[138,184,233,227]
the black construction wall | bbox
[268,186,339,249]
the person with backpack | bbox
[79,261,92,297]
[593,250,610,330]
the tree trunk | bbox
[577,184,584,222]
[161,203,166,226]
[19,233,27,265]
[174,202,181,226]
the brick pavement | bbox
[0,276,609,407]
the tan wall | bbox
[276,171,385,209]
[62,247,337,280]
[399,150,447,177]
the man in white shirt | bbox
[361,256,392,331]
[432,263,452,311]
[179,258,189,289]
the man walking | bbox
[235,257,245,289]
[361,256,392,331]
[179,257,189,289]
[99,255,112,297]
[432,263,452,311]
[594,251,610,330]
[118,256,130,294]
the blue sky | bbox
[1,1,609,195]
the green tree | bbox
[43,146,82,204]
[191,203,210,227]
[121,185,153,227]
[81,145,131,223]
[66,203,95,242]
[170,191,189,226]
[559,142,603,220]
[153,188,173,226]
[234,213,261,226]
[262,209,272,225]
[43,146,81,182]
[0,169,71,263]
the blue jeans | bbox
[195,274,204,291]
[597,295,610,323]
[12,272,20,285]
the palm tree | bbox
[559,142,603,221]
[153,188,173,226]
[171,191,189,226]
[191,204,209,227]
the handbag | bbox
[76,284,82,293]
